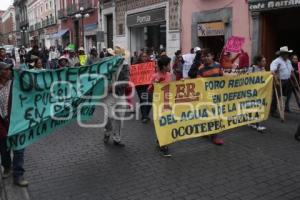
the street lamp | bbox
[75,7,90,48]
[20,27,27,46]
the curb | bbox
[0,173,30,200]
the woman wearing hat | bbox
[270,46,294,116]
[58,56,71,68]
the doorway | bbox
[106,14,113,48]
[261,8,300,66]
[200,36,225,60]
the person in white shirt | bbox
[182,47,201,78]
[270,46,294,115]
[49,46,60,69]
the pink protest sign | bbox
[225,36,245,53]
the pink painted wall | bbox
[181,0,251,56]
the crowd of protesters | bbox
[0,43,300,187]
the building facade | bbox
[181,0,251,58]
[27,0,59,48]
[14,0,29,47]
[57,0,99,51]
[249,0,300,64]
[100,0,181,56]
[1,6,17,45]
[0,10,5,45]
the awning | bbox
[51,29,69,38]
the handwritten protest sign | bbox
[225,36,245,53]
[8,56,123,150]
[130,62,155,86]
[153,72,273,146]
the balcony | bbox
[67,4,77,16]
[35,22,41,30]
[66,1,95,17]
[19,19,29,27]
[79,0,95,12]
[58,9,67,20]
[29,25,34,32]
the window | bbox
[50,1,52,8]
[46,3,48,10]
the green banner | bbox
[8,56,123,150]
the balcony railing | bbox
[35,22,41,30]
[58,9,67,20]
[66,0,95,17]
[67,4,77,16]
[29,25,34,31]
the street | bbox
[24,106,300,200]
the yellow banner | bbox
[153,72,273,146]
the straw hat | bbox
[107,48,115,56]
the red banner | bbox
[130,62,156,86]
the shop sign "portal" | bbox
[249,0,300,11]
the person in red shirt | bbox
[147,55,173,157]
[220,50,240,70]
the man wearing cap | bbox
[0,62,28,187]
[270,46,294,115]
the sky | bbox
[0,0,13,11]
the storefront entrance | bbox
[260,8,300,64]
[127,8,166,54]
[130,24,166,54]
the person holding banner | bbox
[103,47,130,147]
[147,55,173,157]
[270,46,294,115]
[247,55,267,132]
[0,62,28,187]
[172,50,184,80]
[136,53,152,123]
[188,49,224,145]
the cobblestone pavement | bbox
[24,107,300,200]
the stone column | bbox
[251,11,261,58]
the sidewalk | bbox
[0,174,30,200]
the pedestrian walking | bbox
[247,55,267,132]
[78,47,87,66]
[0,62,28,187]
[49,46,60,69]
[58,56,71,68]
[147,55,173,157]
[188,49,224,145]
[68,49,80,67]
[182,47,200,78]
[25,45,41,65]
[135,52,152,123]
[18,46,27,64]
[270,46,294,115]
[0,48,14,68]
[103,47,130,147]
[172,50,184,80]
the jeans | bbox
[0,138,25,179]
[271,79,293,113]
[103,94,126,142]
[136,85,151,119]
